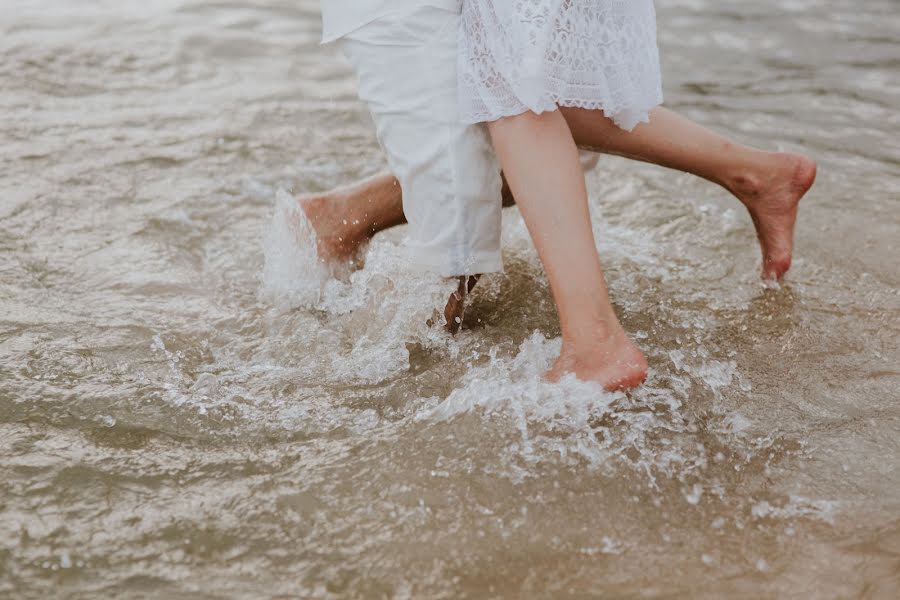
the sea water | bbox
[1,0,899,598]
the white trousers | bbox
[337,5,602,277]
[339,5,504,276]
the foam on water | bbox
[259,188,331,309]
[416,330,769,488]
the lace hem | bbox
[461,94,664,131]
[458,0,663,131]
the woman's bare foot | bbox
[727,152,818,280]
[296,192,369,263]
[547,330,649,392]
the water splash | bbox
[259,188,331,309]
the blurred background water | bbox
[1,1,899,598]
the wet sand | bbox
[1,1,899,598]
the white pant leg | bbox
[338,6,503,277]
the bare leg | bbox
[299,171,514,261]
[489,110,647,391]
[297,173,405,262]
[561,106,817,280]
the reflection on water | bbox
[1,0,899,598]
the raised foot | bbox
[733,152,817,281]
[296,192,367,263]
[547,334,648,392]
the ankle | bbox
[561,319,626,354]
[724,151,808,206]
[301,192,363,234]
[727,170,762,202]
[722,152,778,205]
[550,332,648,390]
[297,191,335,218]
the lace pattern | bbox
[458,0,664,130]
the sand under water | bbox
[1,0,899,598]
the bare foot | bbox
[429,275,480,335]
[729,152,817,280]
[296,192,368,263]
[547,331,648,392]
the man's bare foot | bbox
[429,275,480,335]
[547,331,648,392]
[728,152,817,280]
[296,192,368,263]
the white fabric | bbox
[321,0,460,43]
[339,7,504,276]
[458,0,664,130]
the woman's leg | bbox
[561,106,817,280]
[488,110,647,390]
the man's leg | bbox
[324,7,502,332]
[300,106,815,280]
[298,173,404,261]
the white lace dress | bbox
[458,0,664,130]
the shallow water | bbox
[2,0,899,598]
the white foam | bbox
[259,188,331,310]
[418,332,726,482]
[257,187,462,383]
[750,495,839,524]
